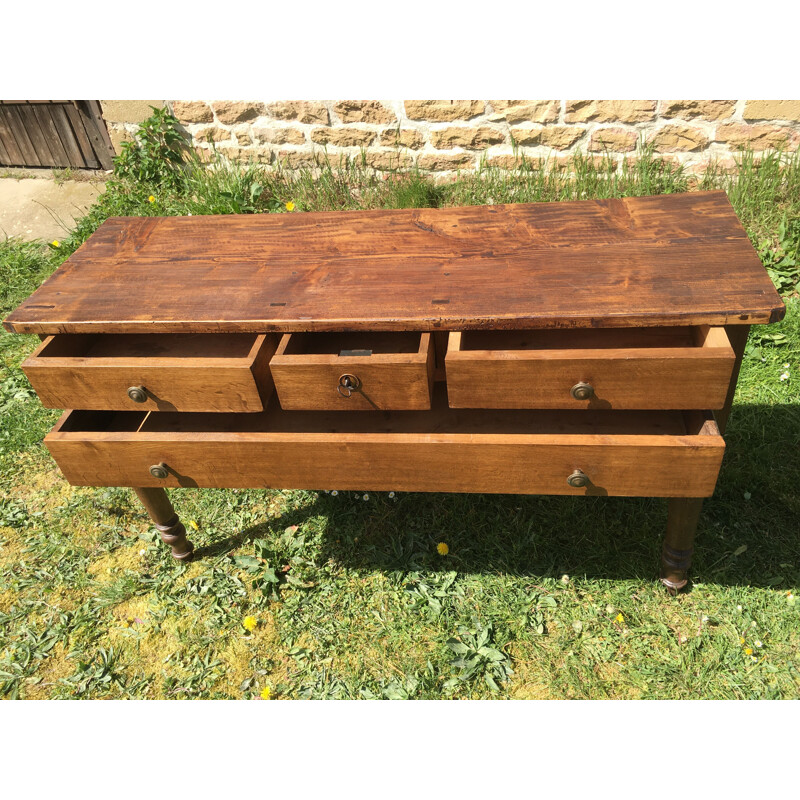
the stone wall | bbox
[101,100,800,175]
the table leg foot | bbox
[133,487,194,562]
[660,498,703,595]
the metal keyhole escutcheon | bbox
[337,374,362,398]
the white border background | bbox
[1,0,797,793]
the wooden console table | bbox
[4,191,785,592]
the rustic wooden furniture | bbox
[4,191,785,592]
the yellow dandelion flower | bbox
[615,613,624,623]
[739,637,745,645]
[285,201,295,211]
[436,542,449,556]
[51,240,60,248]
[260,686,271,700]
[148,195,156,203]
[744,647,753,655]
[243,615,257,632]
[189,520,199,531]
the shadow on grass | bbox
[191,403,799,591]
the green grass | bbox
[1,133,799,699]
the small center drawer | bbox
[445,326,735,410]
[21,333,277,412]
[270,332,434,410]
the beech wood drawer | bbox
[270,332,434,410]
[445,326,735,409]
[45,391,725,497]
[22,333,277,412]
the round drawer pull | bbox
[149,462,169,480]
[128,385,148,403]
[337,373,362,398]
[570,381,594,401]
[567,469,589,488]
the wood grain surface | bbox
[3,192,784,334]
[445,325,735,409]
[22,333,277,412]
[45,400,725,496]
[270,332,434,410]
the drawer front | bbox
[446,327,736,409]
[270,332,434,410]
[45,409,725,497]
[22,333,277,412]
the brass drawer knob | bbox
[337,373,362,398]
[128,385,148,403]
[149,462,169,480]
[570,381,594,401]
[567,469,589,488]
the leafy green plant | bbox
[444,621,513,692]
[113,106,190,190]
[745,329,789,360]
[759,216,800,296]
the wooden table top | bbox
[4,191,785,334]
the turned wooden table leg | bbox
[133,487,194,561]
[660,498,703,594]
[659,326,751,594]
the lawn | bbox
[1,113,798,699]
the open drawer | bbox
[45,389,725,497]
[445,326,735,409]
[270,332,434,410]
[22,333,277,412]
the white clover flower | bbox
[736,605,743,612]
[561,574,570,584]
[751,620,757,627]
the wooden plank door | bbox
[0,101,116,169]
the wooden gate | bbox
[0,101,117,170]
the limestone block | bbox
[743,101,800,121]
[404,101,485,122]
[268,102,329,124]
[660,100,736,120]
[212,101,267,124]
[333,101,396,124]
[589,127,639,152]
[649,124,709,152]
[310,128,377,146]
[430,127,506,149]
[565,100,656,123]
[172,101,214,124]
[489,101,559,124]
[101,101,165,124]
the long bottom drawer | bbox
[44,395,725,497]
